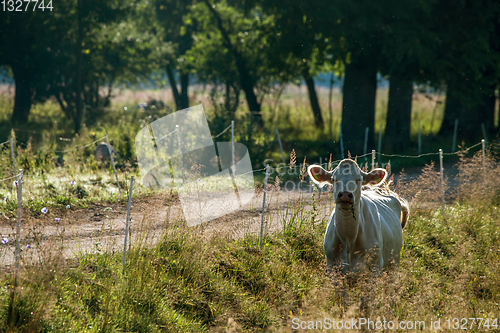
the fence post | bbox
[122,176,134,274]
[260,165,270,248]
[231,120,235,176]
[481,123,488,143]
[439,149,445,219]
[418,120,422,155]
[176,125,184,183]
[10,137,18,183]
[377,124,382,159]
[451,118,459,153]
[276,128,286,172]
[371,150,375,171]
[339,123,344,159]
[105,134,121,193]
[363,127,369,157]
[481,139,486,185]
[15,169,23,271]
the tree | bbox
[154,0,196,111]
[260,0,334,129]
[330,0,386,155]
[0,0,156,132]
[434,0,500,143]
[379,0,437,152]
[0,8,56,125]
[186,0,278,128]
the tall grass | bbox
[0,145,499,332]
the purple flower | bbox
[26,244,31,249]
[197,178,201,182]
[41,207,48,214]
[70,181,76,186]
[1,237,8,244]
[66,205,71,209]
[55,218,61,222]
[13,180,18,186]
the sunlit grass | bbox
[0,142,499,331]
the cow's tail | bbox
[400,199,409,229]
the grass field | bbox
[0,85,499,332]
[0,147,499,332]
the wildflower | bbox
[55,218,61,222]
[66,205,70,209]
[41,207,48,214]
[1,237,8,244]
[124,107,128,111]
[197,178,201,182]
[13,180,18,186]
[70,181,76,186]
[26,244,30,249]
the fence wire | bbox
[54,136,106,153]
[213,124,232,139]
[0,173,21,183]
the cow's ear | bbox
[307,165,332,187]
[362,168,387,185]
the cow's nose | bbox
[338,191,354,203]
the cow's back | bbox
[361,190,404,268]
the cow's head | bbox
[308,159,387,210]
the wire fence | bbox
[213,124,232,139]
[248,139,487,176]
[0,173,21,183]
[54,136,106,153]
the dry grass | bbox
[0,147,499,332]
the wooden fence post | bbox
[439,149,445,219]
[122,176,134,274]
[15,169,23,270]
[260,165,270,248]
[106,134,121,192]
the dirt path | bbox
[0,187,334,272]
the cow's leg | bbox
[325,237,344,274]
[324,217,344,274]
[324,227,349,305]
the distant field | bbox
[0,83,447,142]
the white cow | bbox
[308,159,409,274]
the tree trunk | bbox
[440,82,494,143]
[75,0,83,134]
[302,68,324,129]
[166,64,182,110]
[179,72,190,110]
[439,83,461,138]
[203,0,263,128]
[341,60,377,156]
[483,85,496,136]
[384,75,413,153]
[166,65,190,111]
[10,64,33,125]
